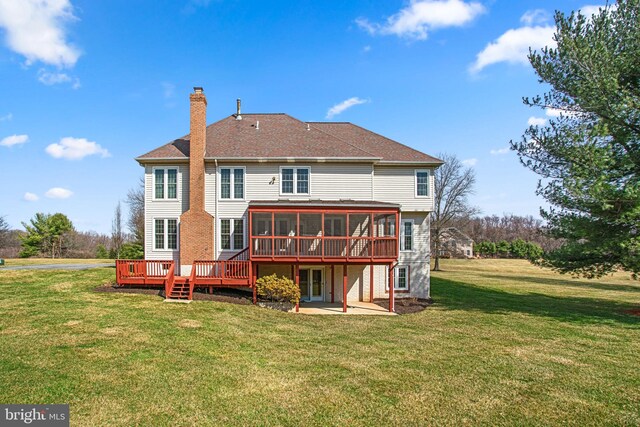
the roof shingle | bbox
[137,113,441,164]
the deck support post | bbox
[370,264,374,303]
[389,263,395,313]
[331,265,335,304]
[252,262,258,304]
[295,264,300,313]
[342,264,347,313]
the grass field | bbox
[0,258,113,267]
[0,259,638,426]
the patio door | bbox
[299,268,323,302]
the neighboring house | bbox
[117,88,442,312]
[438,227,474,258]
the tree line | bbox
[0,178,144,259]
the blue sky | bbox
[0,0,605,234]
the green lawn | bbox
[0,260,638,426]
[0,258,113,267]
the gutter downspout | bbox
[214,158,218,260]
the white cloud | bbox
[520,9,550,26]
[490,147,509,155]
[462,158,477,166]
[0,0,80,68]
[0,113,12,122]
[579,5,605,17]
[363,45,371,53]
[470,5,607,74]
[326,97,369,119]
[527,116,547,126]
[470,24,555,73]
[45,137,110,160]
[356,0,485,40]
[0,134,29,147]
[45,187,73,199]
[23,192,39,202]
[37,69,80,88]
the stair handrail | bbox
[228,247,249,261]
[164,262,175,298]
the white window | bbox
[394,266,409,290]
[154,168,178,200]
[154,218,178,250]
[385,265,410,291]
[415,169,429,197]
[220,218,245,251]
[400,219,414,251]
[220,167,245,199]
[280,167,310,195]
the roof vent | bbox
[306,123,310,131]
[256,120,260,130]
[236,98,242,120]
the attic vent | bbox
[235,98,242,120]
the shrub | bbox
[119,243,144,259]
[255,274,300,304]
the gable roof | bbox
[137,113,442,164]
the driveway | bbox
[0,263,114,271]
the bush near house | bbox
[255,274,300,304]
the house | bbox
[438,227,474,258]
[116,88,442,312]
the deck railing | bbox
[192,260,250,280]
[116,259,173,281]
[251,236,397,260]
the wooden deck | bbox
[115,259,252,300]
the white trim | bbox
[299,267,324,302]
[279,166,311,196]
[218,217,246,252]
[151,166,180,201]
[400,218,415,252]
[153,217,179,251]
[217,166,246,201]
[415,169,430,198]
[385,265,409,291]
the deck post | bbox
[370,264,374,303]
[331,265,335,304]
[252,262,257,304]
[295,264,300,313]
[342,264,347,313]
[389,263,395,313]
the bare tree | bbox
[126,177,144,245]
[431,153,479,271]
[111,202,124,259]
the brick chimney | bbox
[179,87,214,274]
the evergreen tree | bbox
[512,1,640,277]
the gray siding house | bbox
[127,88,442,308]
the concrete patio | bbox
[293,301,397,316]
